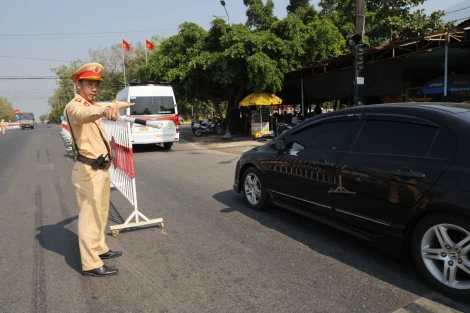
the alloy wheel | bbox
[244,173,262,205]
[420,223,470,290]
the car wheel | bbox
[412,214,470,302]
[242,167,268,211]
[163,142,173,149]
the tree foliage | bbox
[319,0,453,46]
[49,0,450,124]
[243,0,278,30]
[138,2,343,120]
[0,97,15,122]
[39,114,49,122]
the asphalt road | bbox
[0,124,469,313]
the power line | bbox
[0,77,59,80]
[0,55,72,62]
[445,6,470,16]
[0,28,177,38]
[455,15,470,22]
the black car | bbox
[233,103,470,302]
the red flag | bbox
[145,40,155,51]
[122,39,130,51]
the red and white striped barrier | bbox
[61,120,74,156]
[6,123,20,130]
[103,119,164,236]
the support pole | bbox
[301,75,304,116]
[121,38,127,87]
[354,0,366,107]
[444,32,449,98]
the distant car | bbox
[233,103,470,302]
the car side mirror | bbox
[274,138,285,150]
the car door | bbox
[264,115,362,217]
[332,114,456,235]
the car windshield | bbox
[129,96,175,115]
[20,113,34,120]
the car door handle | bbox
[317,159,334,167]
[391,168,425,179]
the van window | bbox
[130,96,175,115]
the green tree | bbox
[286,0,317,24]
[0,97,15,122]
[39,114,49,122]
[243,0,278,30]
[287,0,310,13]
[138,14,343,122]
[319,0,453,46]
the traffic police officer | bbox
[0,119,6,135]
[65,63,133,277]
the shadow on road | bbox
[212,189,467,310]
[36,216,82,274]
[108,201,125,225]
[133,144,173,154]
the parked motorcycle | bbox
[192,117,222,137]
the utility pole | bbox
[220,0,233,139]
[346,0,366,107]
[354,0,366,106]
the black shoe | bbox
[82,265,118,277]
[99,250,122,260]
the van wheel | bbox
[163,143,173,149]
[412,214,470,302]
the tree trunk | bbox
[224,86,245,132]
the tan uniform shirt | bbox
[64,94,123,160]
[0,121,5,129]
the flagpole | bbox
[121,38,127,87]
[145,46,148,65]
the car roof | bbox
[329,102,470,115]
[353,102,470,114]
[279,102,470,140]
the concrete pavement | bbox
[179,124,268,155]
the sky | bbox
[0,0,468,119]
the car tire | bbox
[163,142,173,149]
[411,213,470,302]
[242,167,268,211]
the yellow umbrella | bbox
[239,92,282,107]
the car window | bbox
[353,120,438,157]
[286,120,357,152]
[428,128,456,160]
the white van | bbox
[115,82,180,149]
